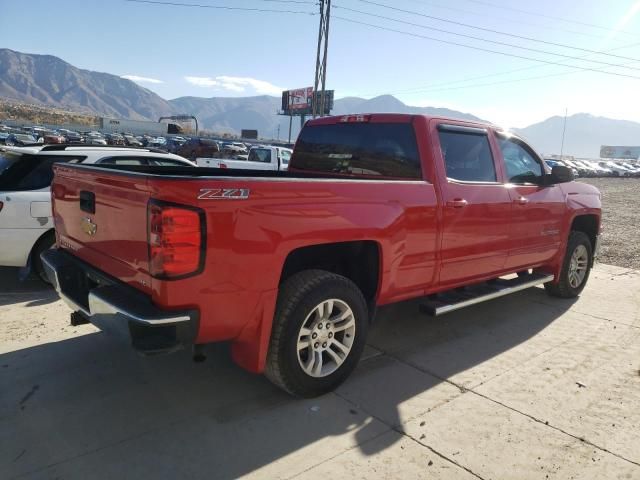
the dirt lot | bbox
[1,264,640,479]
[579,177,640,269]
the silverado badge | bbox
[80,217,97,236]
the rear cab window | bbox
[437,125,497,183]
[291,121,422,179]
[0,152,86,191]
[249,148,272,163]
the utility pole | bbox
[312,0,331,118]
[560,107,568,158]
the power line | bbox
[388,65,634,96]
[353,0,640,62]
[333,15,640,81]
[124,0,317,14]
[403,0,628,42]
[260,0,316,4]
[333,4,640,71]
[355,45,640,99]
[460,0,640,38]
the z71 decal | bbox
[198,188,251,200]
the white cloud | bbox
[184,76,218,87]
[184,75,282,95]
[121,75,164,84]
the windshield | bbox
[292,122,421,179]
[14,134,36,142]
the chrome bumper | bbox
[41,249,198,355]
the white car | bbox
[86,132,107,145]
[0,145,195,281]
[600,161,632,177]
[197,146,292,171]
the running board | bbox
[420,273,554,316]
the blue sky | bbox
[2,0,640,127]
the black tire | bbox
[32,231,56,284]
[544,231,592,298]
[265,270,369,398]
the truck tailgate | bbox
[51,164,152,294]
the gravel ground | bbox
[579,177,640,270]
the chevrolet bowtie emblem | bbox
[81,217,97,236]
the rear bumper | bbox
[41,249,198,355]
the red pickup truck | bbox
[42,114,601,397]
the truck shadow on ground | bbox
[0,267,57,308]
[0,287,576,479]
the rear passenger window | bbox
[438,128,497,182]
[0,155,86,191]
[98,158,147,166]
[149,159,191,166]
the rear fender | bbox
[230,289,278,373]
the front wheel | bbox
[265,270,369,397]
[545,231,592,298]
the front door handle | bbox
[447,198,468,208]
[514,196,529,205]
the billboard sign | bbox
[282,88,334,115]
[241,129,258,140]
[289,87,313,111]
[600,145,640,160]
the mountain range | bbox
[1,48,639,157]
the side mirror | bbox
[546,165,574,184]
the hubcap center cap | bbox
[313,324,330,346]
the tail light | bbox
[0,200,3,212]
[147,200,205,279]
[219,163,228,169]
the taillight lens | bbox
[148,200,205,279]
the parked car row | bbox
[0,125,266,156]
[0,144,196,281]
[544,158,640,177]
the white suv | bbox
[0,145,196,281]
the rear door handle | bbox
[514,196,529,205]
[446,198,468,208]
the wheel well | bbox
[571,215,599,252]
[280,241,381,305]
[31,229,55,256]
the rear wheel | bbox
[32,232,55,284]
[545,231,592,298]
[265,270,369,397]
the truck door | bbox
[495,134,565,270]
[433,123,512,286]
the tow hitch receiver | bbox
[70,310,90,326]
